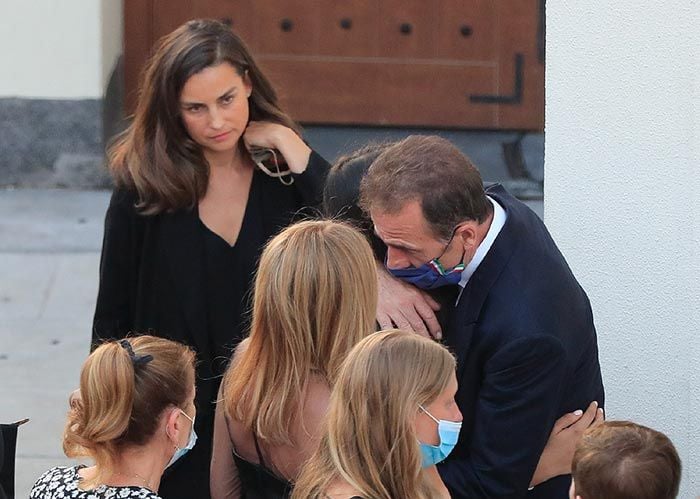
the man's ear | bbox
[456,221,478,250]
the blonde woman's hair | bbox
[63,335,196,490]
[292,330,456,499]
[222,220,378,446]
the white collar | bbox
[457,196,507,295]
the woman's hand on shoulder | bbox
[530,401,604,487]
[243,121,311,174]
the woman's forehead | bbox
[180,63,243,101]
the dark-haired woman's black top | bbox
[92,152,329,499]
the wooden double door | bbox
[124,0,544,130]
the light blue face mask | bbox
[418,405,462,467]
[166,408,197,468]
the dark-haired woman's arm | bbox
[92,189,140,348]
[291,149,331,208]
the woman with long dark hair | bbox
[92,19,329,498]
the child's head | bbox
[571,421,681,499]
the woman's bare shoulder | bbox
[302,374,332,424]
[234,337,250,358]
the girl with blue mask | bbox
[417,404,462,467]
[294,331,589,499]
[293,330,459,499]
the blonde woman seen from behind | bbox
[293,330,458,499]
[30,336,196,498]
[211,220,378,498]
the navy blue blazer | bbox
[437,185,604,499]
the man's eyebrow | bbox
[388,243,418,252]
[373,228,418,251]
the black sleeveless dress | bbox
[233,434,292,499]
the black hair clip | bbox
[119,339,154,367]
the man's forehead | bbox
[371,200,421,226]
[371,201,434,245]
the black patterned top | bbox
[30,465,161,499]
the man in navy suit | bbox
[360,135,604,498]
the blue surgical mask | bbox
[386,229,465,290]
[418,405,461,467]
[166,409,197,468]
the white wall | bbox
[100,0,123,91]
[0,0,122,99]
[545,2,699,497]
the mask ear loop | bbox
[253,148,294,186]
[419,404,440,424]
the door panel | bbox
[433,0,498,61]
[255,1,320,55]
[194,0,259,48]
[259,57,498,127]
[376,0,437,59]
[316,1,379,57]
[152,0,196,41]
[124,0,544,130]
[493,0,544,129]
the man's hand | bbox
[376,264,442,339]
[530,401,605,488]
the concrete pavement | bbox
[0,189,109,498]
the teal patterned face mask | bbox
[418,405,462,467]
